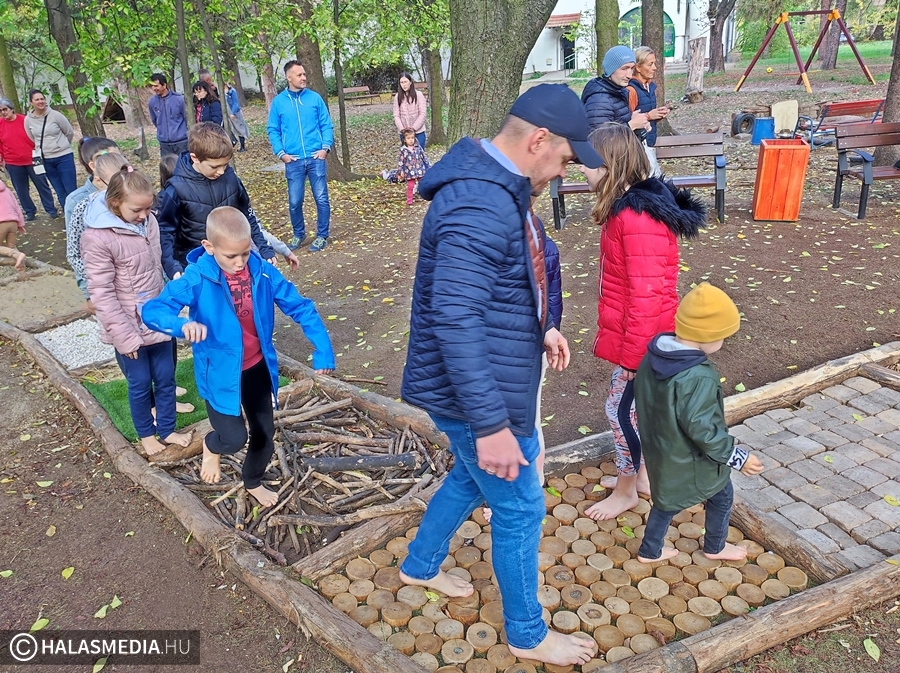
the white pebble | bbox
[36,318,116,370]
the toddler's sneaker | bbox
[381,169,390,180]
[309,236,328,252]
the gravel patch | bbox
[36,318,115,370]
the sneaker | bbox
[25,214,36,222]
[309,236,328,252]
[288,233,313,250]
[381,169,390,180]
[49,212,60,220]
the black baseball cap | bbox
[509,84,604,168]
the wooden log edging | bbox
[0,320,430,673]
[602,552,900,673]
[858,362,900,392]
[18,306,93,334]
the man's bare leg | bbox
[508,630,597,667]
[399,568,473,598]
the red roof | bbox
[546,12,581,28]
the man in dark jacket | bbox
[581,45,650,133]
[149,73,189,157]
[397,84,601,668]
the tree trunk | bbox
[874,22,900,166]
[220,31,248,106]
[112,74,150,160]
[422,45,447,146]
[43,0,105,137]
[332,0,351,170]
[707,0,735,74]
[818,0,832,59]
[642,0,672,135]
[175,0,195,126]
[250,4,277,110]
[595,0,620,73]
[685,37,706,101]
[0,33,21,113]
[192,0,234,141]
[448,0,558,143]
[820,0,847,70]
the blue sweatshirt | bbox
[148,91,188,144]
[267,87,334,160]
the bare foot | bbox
[585,488,639,521]
[176,401,195,414]
[247,484,278,508]
[508,629,597,667]
[600,474,651,496]
[13,251,26,272]
[399,568,474,598]
[140,435,167,456]
[705,543,748,561]
[163,430,192,447]
[200,439,221,484]
[482,507,492,523]
[175,386,187,397]
[638,547,679,563]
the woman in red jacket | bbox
[581,122,704,521]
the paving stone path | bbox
[730,376,900,571]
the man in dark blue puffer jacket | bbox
[582,45,651,134]
[397,84,602,668]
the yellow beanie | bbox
[675,283,741,343]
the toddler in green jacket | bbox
[633,283,764,563]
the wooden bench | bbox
[550,132,726,230]
[793,99,884,150]
[832,121,900,219]
[342,86,381,105]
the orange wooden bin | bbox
[751,138,810,221]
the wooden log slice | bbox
[757,551,786,575]
[411,652,440,671]
[570,537,597,556]
[388,631,416,655]
[349,579,376,601]
[688,596,722,618]
[479,601,505,631]
[464,661,492,673]
[617,613,646,637]
[673,611,711,636]
[691,551,722,570]
[593,624,625,653]
[606,546,632,568]
[726,525,744,544]
[603,596,631,618]
[368,621,392,641]
[382,601,413,628]
[590,531,615,552]
[587,553,613,572]
[539,536,567,559]
[546,565,577,589]
[777,566,809,591]
[577,602,611,630]
[611,528,635,545]
[544,490,562,510]
[373,566,404,592]
[548,477,568,493]
[349,604,379,627]
[561,552,587,570]
[387,536,410,556]
[630,632,662,654]
[369,548,395,569]
[722,556,747,569]
[561,584,591,609]
[408,615,436,637]
[645,617,677,642]
[318,574,351,599]
[542,515,560,535]
[682,565,709,586]
[574,517,600,538]
[739,563,769,587]
[637,576,670,602]
[678,522,704,539]
[469,561,494,581]
[562,487,584,506]
[590,580,617,602]
[761,578,791,601]
[457,521,482,540]
[632,499,651,516]
[504,664,537,673]
[675,537,700,554]
[575,564,602,586]
[602,568,632,589]
[714,566,744,592]
[691,511,706,527]
[582,659,606,673]
[605,646,635,663]
[537,585,561,611]
[436,668,464,673]
[630,599,661,620]
[473,532,493,551]
[698,579,728,601]
[487,643,516,670]
[407,526,419,541]
[537,551,556,573]
[448,567,472,583]
[624,538,644,557]
[471,507,490,527]
[582,465,604,482]
[565,472,588,489]
[617,511,643,529]
[737,539,765,561]
[397,584,429,609]
[441,555,458,571]
[454,546,482,569]
[447,602,480,627]
[655,565,684,585]
[600,462,618,476]
[421,601,448,623]
[721,594,750,616]
[671,583,699,601]
[416,633,444,654]
[465,622,498,653]
[480,583,502,604]
[366,588,396,610]
[735,582,766,607]
[442,638,475,664]
[551,610,581,634]
[672,511,693,525]
[617,585,641,603]
[555,525,579,544]
[435,618,465,641]
[332,592,358,613]
[658,594,688,617]
[624,559,653,583]
[471,579,492,596]
[596,518,618,532]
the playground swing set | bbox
[734,9,875,93]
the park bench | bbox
[549,132,726,229]
[793,98,884,150]
[832,120,900,219]
[342,86,381,105]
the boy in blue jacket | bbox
[143,206,335,507]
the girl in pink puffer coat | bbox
[81,167,192,456]
[0,176,26,271]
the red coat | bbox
[593,178,705,370]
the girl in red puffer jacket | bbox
[579,122,704,522]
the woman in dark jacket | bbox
[192,81,222,125]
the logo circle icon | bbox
[10,633,38,662]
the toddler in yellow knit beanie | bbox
[675,282,741,345]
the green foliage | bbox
[737,18,790,56]
[567,69,593,79]
[527,71,544,80]
[345,60,410,93]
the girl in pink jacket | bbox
[81,167,192,456]
[0,177,26,271]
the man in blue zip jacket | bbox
[267,61,334,253]
[149,74,189,157]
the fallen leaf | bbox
[823,454,834,464]
[424,590,440,602]
[19,434,31,441]
[61,567,74,580]
[103,472,111,479]
[94,604,109,619]
[31,617,49,631]
[110,595,123,609]
[592,484,605,492]
[0,569,13,578]
[93,657,108,672]
[863,638,880,662]
[621,526,635,538]
[125,531,135,537]
[546,486,561,498]
[734,383,746,392]
[884,495,900,507]
[36,481,53,488]
[577,425,591,435]
[46,525,56,537]
[282,659,295,672]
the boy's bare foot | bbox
[200,439,221,484]
[638,547,679,563]
[599,474,651,496]
[399,569,474,598]
[705,543,748,561]
[176,401,195,414]
[585,489,639,521]
[163,430,192,447]
[175,386,187,397]
[508,629,597,667]
[140,435,167,456]
[13,251,26,272]
[247,485,278,508]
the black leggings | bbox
[204,359,275,490]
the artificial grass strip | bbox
[83,357,288,442]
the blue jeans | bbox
[114,339,177,439]
[6,163,57,217]
[400,414,547,649]
[639,480,734,559]
[43,154,78,210]
[286,157,330,239]
[398,132,426,149]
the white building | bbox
[525,0,737,74]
